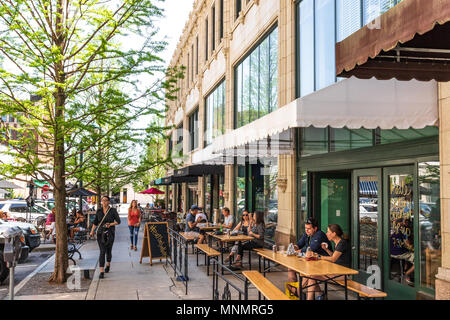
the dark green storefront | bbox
[296,128,441,300]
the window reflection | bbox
[419,162,441,290]
[389,174,415,287]
[358,176,379,271]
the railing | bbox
[166,228,189,295]
[212,259,249,300]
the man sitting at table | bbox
[286,217,332,299]
[185,205,206,244]
[222,207,234,229]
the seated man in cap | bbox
[185,205,206,244]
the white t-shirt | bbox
[224,215,234,228]
[196,213,207,222]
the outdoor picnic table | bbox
[206,231,255,274]
[255,248,358,300]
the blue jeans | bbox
[128,225,140,246]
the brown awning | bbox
[336,0,450,81]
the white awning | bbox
[212,77,438,153]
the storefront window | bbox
[315,0,336,90]
[219,173,225,208]
[298,171,308,236]
[235,26,278,128]
[358,176,380,271]
[388,173,414,287]
[255,158,278,243]
[331,127,373,151]
[236,165,246,217]
[336,0,361,42]
[204,175,212,217]
[300,126,328,156]
[379,127,438,145]
[298,0,314,96]
[205,81,225,146]
[418,162,441,290]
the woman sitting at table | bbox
[231,211,265,270]
[225,210,251,263]
[304,223,351,300]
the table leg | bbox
[221,247,224,275]
[325,281,328,300]
[258,255,261,273]
[298,275,303,301]
[345,276,348,300]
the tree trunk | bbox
[48,89,69,283]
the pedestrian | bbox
[128,200,141,251]
[90,195,121,279]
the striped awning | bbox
[359,181,378,196]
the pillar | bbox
[436,81,450,299]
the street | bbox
[0,249,53,300]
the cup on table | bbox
[321,242,328,250]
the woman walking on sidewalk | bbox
[90,195,121,279]
[128,200,141,251]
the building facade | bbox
[162,0,448,300]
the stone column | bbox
[275,153,297,246]
[436,82,450,299]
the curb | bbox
[85,260,100,300]
[3,251,55,300]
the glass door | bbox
[352,169,382,288]
[383,166,416,300]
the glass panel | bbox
[236,64,243,128]
[269,29,278,112]
[337,0,362,42]
[363,0,396,25]
[249,48,259,122]
[205,81,225,145]
[358,176,380,271]
[332,127,374,151]
[389,173,415,287]
[259,36,270,117]
[301,126,328,156]
[255,158,278,243]
[204,175,212,217]
[419,162,441,290]
[236,165,246,216]
[379,127,438,145]
[299,0,315,96]
[315,0,335,90]
[219,173,225,209]
[299,171,308,234]
[235,27,278,128]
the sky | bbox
[134,0,195,130]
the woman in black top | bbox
[89,195,121,279]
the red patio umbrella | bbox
[139,187,165,194]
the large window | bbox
[175,125,183,157]
[300,126,438,157]
[204,81,225,146]
[189,108,199,151]
[418,162,441,291]
[235,26,278,128]
[297,0,404,97]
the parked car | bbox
[0,200,49,224]
[0,222,30,283]
[0,218,40,252]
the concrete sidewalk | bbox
[89,214,179,300]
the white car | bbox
[359,203,378,222]
[0,200,49,224]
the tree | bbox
[0,0,181,283]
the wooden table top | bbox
[198,223,221,231]
[255,248,359,277]
[179,232,198,241]
[206,231,254,243]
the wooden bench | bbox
[242,270,290,300]
[195,244,221,276]
[336,279,387,300]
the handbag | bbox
[97,207,112,245]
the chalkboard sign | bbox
[140,222,169,266]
